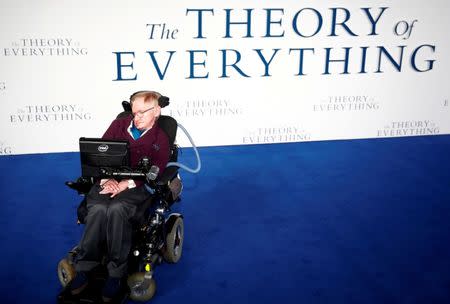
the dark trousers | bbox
[74,184,151,278]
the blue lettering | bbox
[186,9,214,38]
[289,48,315,76]
[187,50,209,79]
[263,8,284,38]
[376,46,406,73]
[219,49,250,78]
[329,8,358,37]
[323,47,351,75]
[254,49,280,77]
[224,9,254,38]
[292,8,323,38]
[411,44,436,72]
[147,51,176,80]
[113,52,137,81]
[359,46,369,74]
[361,7,388,36]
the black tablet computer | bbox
[79,137,130,178]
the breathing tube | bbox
[165,123,201,173]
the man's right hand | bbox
[99,179,120,193]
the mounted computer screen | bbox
[79,138,130,178]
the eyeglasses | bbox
[132,106,154,118]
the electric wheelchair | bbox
[57,95,187,303]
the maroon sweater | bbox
[102,116,170,187]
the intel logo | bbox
[98,144,109,152]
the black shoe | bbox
[70,271,88,295]
[102,276,121,302]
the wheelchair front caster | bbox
[127,272,157,302]
[163,216,184,263]
[57,258,75,287]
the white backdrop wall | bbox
[0,0,449,155]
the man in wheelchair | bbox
[58,91,184,303]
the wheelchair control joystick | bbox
[146,165,159,182]
[137,157,159,182]
[138,157,150,171]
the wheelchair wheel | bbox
[57,258,75,287]
[127,272,156,302]
[163,216,184,263]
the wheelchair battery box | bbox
[79,137,130,178]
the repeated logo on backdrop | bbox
[313,95,379,112]
[10,104,92,123]
[167,98,244,118]
[243,125,311,144]
[0,141,12,155]
[2,38,87,57]
[376,120,440,137]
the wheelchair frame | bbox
[58,103,185,303]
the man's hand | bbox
[99,179,129,198]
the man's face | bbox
[132,96,159,130]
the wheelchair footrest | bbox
[57,268,129,304]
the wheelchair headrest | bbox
[121,100,132,112]
[158,115,178,146]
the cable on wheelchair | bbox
[165,123,201,174]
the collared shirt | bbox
[127,120,150,139]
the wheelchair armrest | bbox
[65,177,94,195]
[156,166,178,186]
[153,166,182,205]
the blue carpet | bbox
[0,135,449,304]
